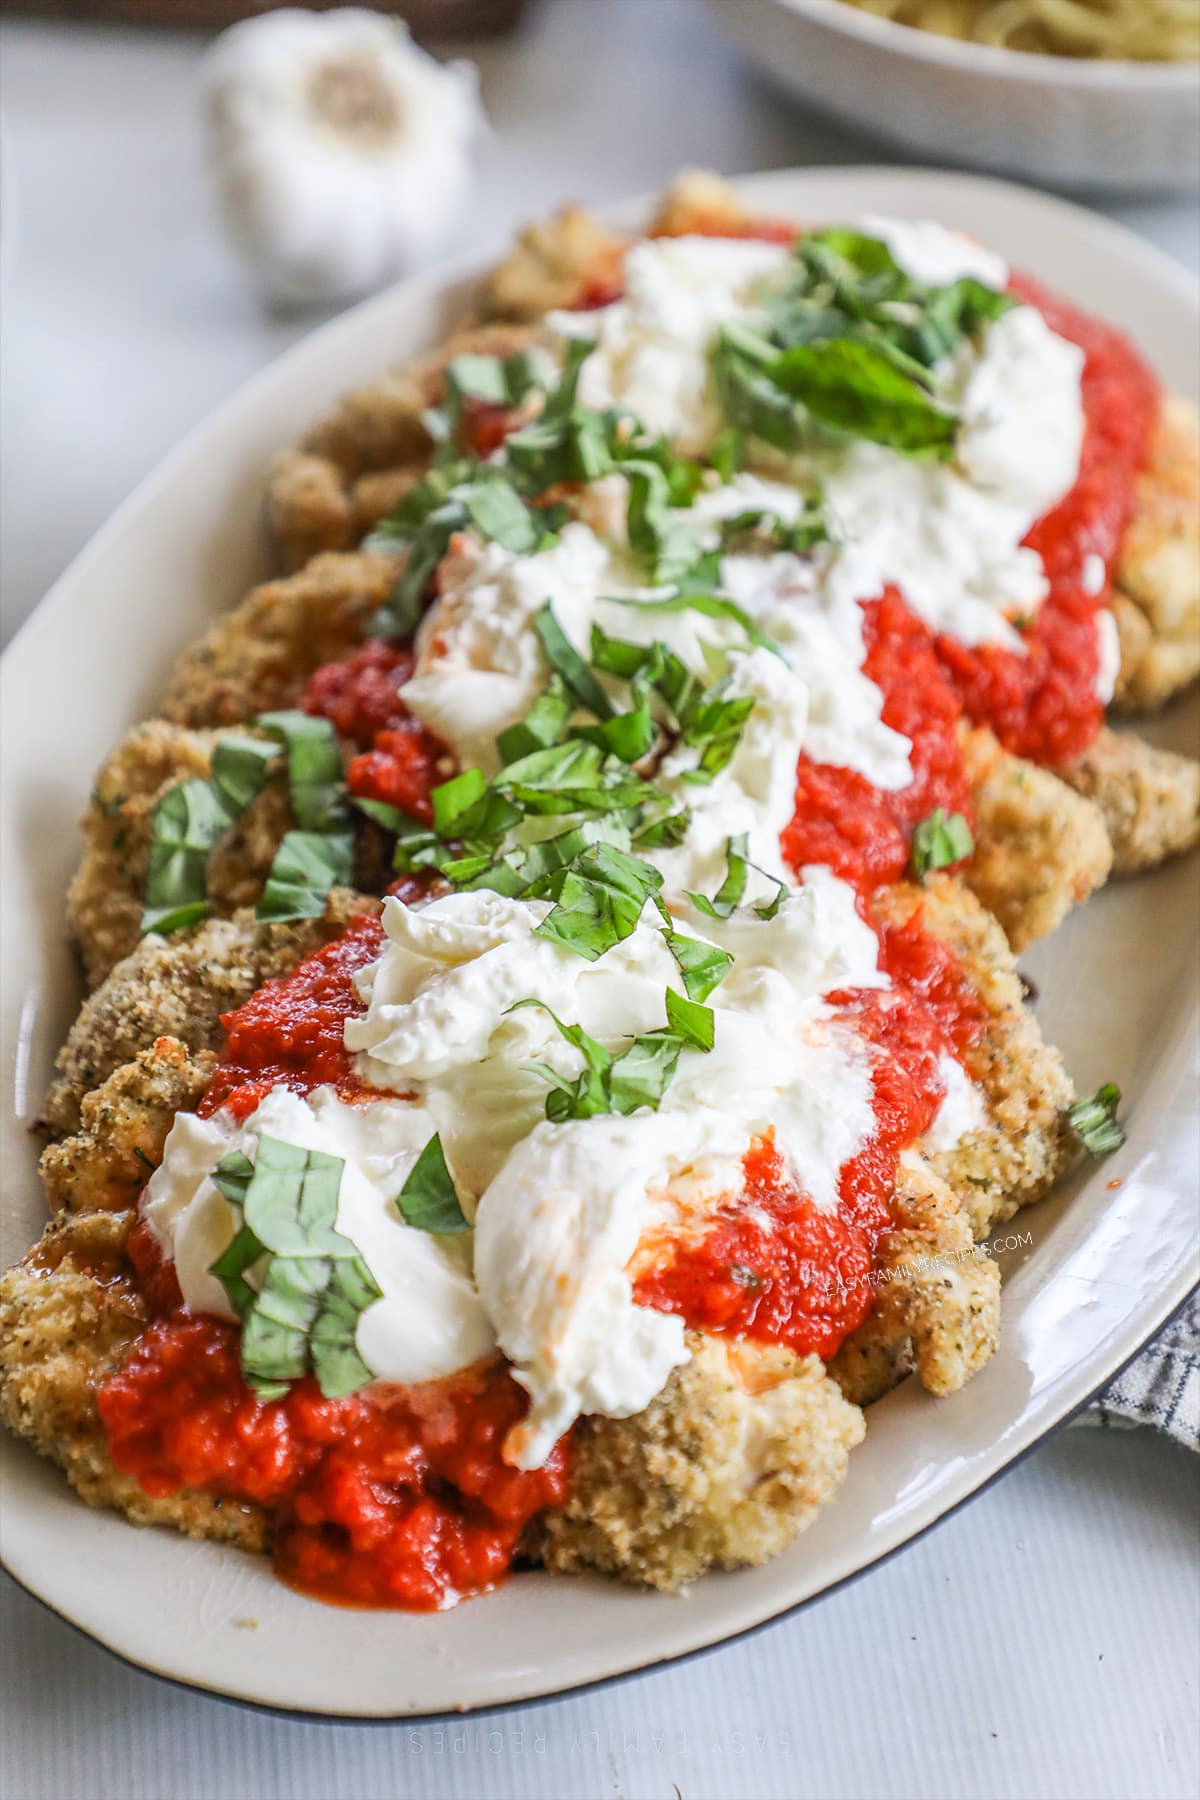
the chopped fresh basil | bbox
[623,459,699,585]
[514,985,714,1123]
[209,734,277,817]
[687,833,788,922]
[310,1254,383,1398]
[769,337,958,458]
[1068,1083,1125,1157]
[535,842,664,961]
[208,1223,265,1320]
[396,1133,470,1235]
[534,604,614,720]
[458,479,541,555]
[910,808,974,878]
[496,675,572,764]
[256,829,355,923]
[141,778,238,936]
[208,1134,382,1402]
[255,711,350,833]
[662,929,733,1002]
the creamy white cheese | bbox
[858,215,1009,290]
[548,234,790,453]
[474,1111,738,1468]
[143,1085,495,1385]
[920,1053,990,1155]
[347,878,882,1458]
[401,523,608,770]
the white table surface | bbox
[0,6,1197,1797]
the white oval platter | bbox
[1,166,1197,1719]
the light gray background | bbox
[1,6,1197,1798]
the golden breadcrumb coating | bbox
[0,1200,266,1551]
[159,551,401,729]
[1112,395,1200,714]
[532,1335,864,1590]
[959,723,1112,951]
[67,721,292,989]
[42,893,370,1139]
[40,1038,214,1219]
[264,451,354,571]
[874,874,1076,1240]
[1062,726,1200,874]
[301,323,543,476]
[482,208,627,323]
[829,1152,1000,1408]
[646,168,758,238]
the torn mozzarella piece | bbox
[142,1085,495,1385]
[474,1110,746,1468]
[548,234,790,452]
[859,215,1009,290]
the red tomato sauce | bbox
[199,912,386,1121]
[98,1316,567,1611]
[303,641,445,826]
[634,903,985,1359]
[933,276,1159,766]
[782,589,972,893]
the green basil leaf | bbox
[1068,1083,1125,1157]
[445,352,510,413]
[352,795,414,834]
[212,1148,256,1210]
[910,808,974,878]
[459,480,540,554]
[708,426,744,482]
[372,497,465,641]
[623,459,699,585]
[662,930,733,1002]
[605,1033,683,1115]
[396,1134,470,1235]
[534,604,614,719]
[256,829,355,923]
[239,1133,349,1258]
[634,807,692,849]
[687,833,750,920]
[535,842,663,961]
[770,337,958,457]
[496,675,572,764]
[255,710,349,832]
[431,767,488,835]
[310,1254,383,1398]
[663,988,715,1052]
[141,778,236,935]
[241,1252,331,1394]
[208,1222,267,1320]
[210,734,278,817]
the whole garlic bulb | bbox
[203,8,485,306]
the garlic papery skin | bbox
[202,8,484,306]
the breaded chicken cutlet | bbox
[3,168,1195,1612]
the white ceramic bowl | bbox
[1,166,1198,1718]
[704,0,1200,193]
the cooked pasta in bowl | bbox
[704,0,1200,190]
[838,0,1199,63]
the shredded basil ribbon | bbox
[910,808,974,879]
[687,833,787,922]
[395,1133,470,1235]
[140,711,355,938]
[512,985,715,1123]
[210,1135,380,1400]
[1068,1083,1125,1156]
[712,227,1014,461]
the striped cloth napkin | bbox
[1079,1289,1200,1449]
